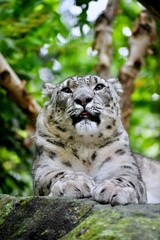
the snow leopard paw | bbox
[49,172,95,198]
[92,179,138,205]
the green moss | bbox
[62,207,160,240]
[0,202,14,225]
[41,229,49,236]
[0,196,94,239]
[1,196,160,240]
[68,199,93,223]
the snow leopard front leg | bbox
[33,147,95,198]
[92,155,147,205]
[48,171,95,198]
[92,175,146,205]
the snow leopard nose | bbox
[74,94,93,107]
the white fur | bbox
[33,75,160,205]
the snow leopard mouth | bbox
[72,111,100,125]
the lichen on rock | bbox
[0,195,93,240]
[62,205,160,240]
[0,195,160,240]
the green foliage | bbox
[0,88,33,196]
[0,0,159,196]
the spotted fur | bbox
[33,75,160,205]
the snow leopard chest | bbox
[50,136,126,181]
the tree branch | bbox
[118,10,156,130]
[0,53,41,129]
[93,0,120,79]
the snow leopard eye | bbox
[61,87,72,93]
[94,84,105,91]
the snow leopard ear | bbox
[107,78,123,95]
[42,83,56,98]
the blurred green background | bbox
[0,0,159,196]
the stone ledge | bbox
[0,194,160,239]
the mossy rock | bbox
[62,204,160,240]
[0,195,93,239]
[0,194,160,240]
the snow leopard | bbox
[32,75,160,205]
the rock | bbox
[0,194,160,240]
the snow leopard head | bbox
[42,75,123,136]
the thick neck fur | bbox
[37,104,127,148]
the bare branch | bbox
[118,10,156,130]
[0,53,41,129]
[93,0,120,79]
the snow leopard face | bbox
[43,75,123,136]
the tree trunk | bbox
[93,3,156,130]
[93,0,120,79]
[118,10,156,130]
[0,53,41,129]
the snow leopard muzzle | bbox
[71,111,100,125]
